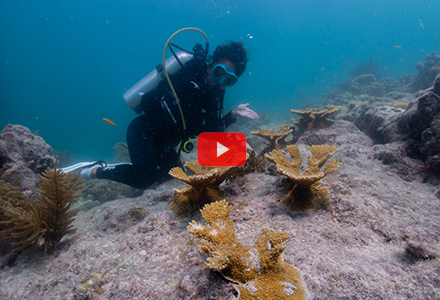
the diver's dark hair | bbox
[212,41,247,77]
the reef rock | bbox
[408,51,440,92]
[398,73,440,172]
[0,125,54,196]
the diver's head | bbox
[208,41,247,89]
[212,41,247,77]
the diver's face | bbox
[207,59,237,90]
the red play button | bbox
[197,132,246,167]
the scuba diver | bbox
[63,37,259,189]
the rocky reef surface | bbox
[1,116,440,299]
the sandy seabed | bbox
[1,119,439,300]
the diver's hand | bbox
[232,103,259,120]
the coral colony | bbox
[169,160,236,218]
[0,158,86,252]
[266,145,341,212]
[188,200,307,300]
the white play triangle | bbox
[217,142,229,157]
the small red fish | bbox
[102,118,117,126]
[262,112,268,121]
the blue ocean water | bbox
[1,0,438,163]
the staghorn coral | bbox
[188,200,307,299]
[265,145,341,212]
[168,160,235,218]
[291,106,340,132]
[0,158,86,252]
[251,125,294,156]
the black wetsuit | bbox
[95,56,236,189]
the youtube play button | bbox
[198,132,246,167]
[217,142,229,157]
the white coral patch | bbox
[215,220,226,230]
[210,229,218,236]
[189,223,204,231]
[243,282,258,294]
[280,281,297,296]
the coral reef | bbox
[0,124,54,197]
[168,160,235,218]
[0,158,86,252]
[265,145,341,211]
[409,51,440,92]
[1,119,440,299]
[399,74,440,173]
[359,74,440,174]
[342,74,387,97]
[291,106,340,132]
[251,125,294,156]
[188,200,307,299]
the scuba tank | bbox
[123,51,194,114]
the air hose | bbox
[162,27,210,130]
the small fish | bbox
[394,45,403,49]
[399,59,405,62]
[102,118,117,126]
[382,66,388,69]
[334,75,338,79]
[262,112,268,121]
[320,67,325,71]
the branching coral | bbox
[188,200,307,299]
[265,145,341,212]
[168,160,235,218]
[0,158,86,252]
[291,106,340,132]
[251,125,294,156]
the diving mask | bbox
[211,64,238,87]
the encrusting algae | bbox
[188,200,307,300]
[266,145,341,212]
[169,160,236,218]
